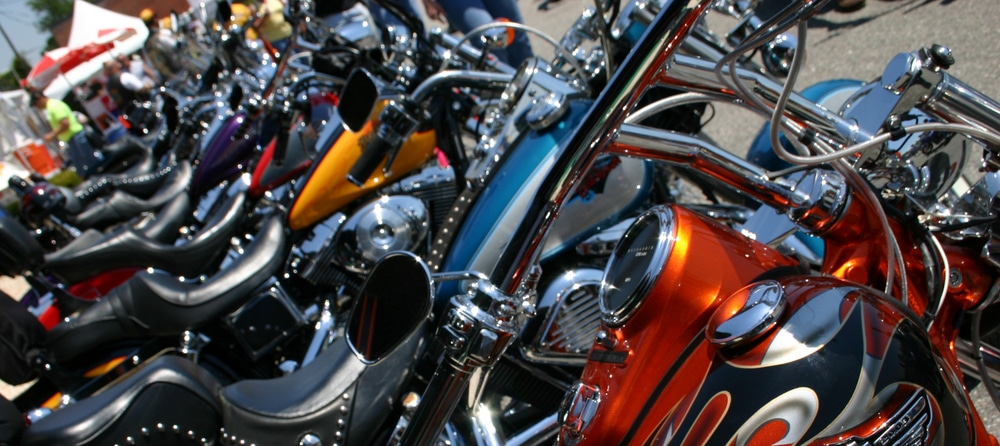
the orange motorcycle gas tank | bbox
[561,206,990,444]
[287,120,436,231]
[560,205,798,444]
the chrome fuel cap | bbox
[706,280,786,348]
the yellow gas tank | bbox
[288,110,436,231]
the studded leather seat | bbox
[67,161,193,230]
[20,355,223,446]
[46,215,287,363]
[218,334,421,445]
[44,191,245,284]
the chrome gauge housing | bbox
[499,58,538,115]
[599,206,674,326]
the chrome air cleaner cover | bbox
[335,195,429,273]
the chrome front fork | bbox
[398,274,535,445]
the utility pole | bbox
[0,21,25,85]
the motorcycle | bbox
[0,0,788,438]
[0,0,855,444]
[0,188,245,329]
[356,0,1000,444]
[1,209,289,414]
[0,0,476,419]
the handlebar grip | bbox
[347,133,395,187]
[928,73,1000,137]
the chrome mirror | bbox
[338,68,379,133]
[346,251,432,364]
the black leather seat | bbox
[71,161,175,208]
[21,334,421,446]
[44,191,245,285]
[218,334,422,445]
[130,191,192,243]
[67,161,193,230]
[20,355,222,446]
[0,216,45,277]
[46,215,287,363]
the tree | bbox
[0,56,31,91]
[26,0,74,32]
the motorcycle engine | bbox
[288,165,456,289]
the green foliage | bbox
[48,169,81,188]
[5,201,18,218]
[44,35,60,53]
[26,0,75,31]
[0,56,30,91]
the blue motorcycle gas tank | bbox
[439,101,652,297]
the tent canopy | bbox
[66,0,149,49]
[35,0,150,99]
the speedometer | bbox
[599,206,674,326]
[499,58,538,114]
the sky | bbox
[0,0,51,72]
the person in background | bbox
[252,0,293,52]
[30,91,104,179]
[419,0,533,67]
[368,0,423,33]
[103,61,148,111]
[834,0,865,11]
[118,54,158,89]
[316,0,376,36]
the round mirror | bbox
[347,251,432,364]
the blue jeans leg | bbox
[368,0,421,30]
[66,132,104,179]
[435,0,533,66]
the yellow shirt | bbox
[230,3,259,40]
[258,0,292,43]
[45,98,83,142]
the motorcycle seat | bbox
[43,191,245,285]
[20,355,222,446]
[96,133,153,176]
[72,161,175,207]
[66,160,193,230]
[131,190,192,243]
[0,216,46,276]
[218,334,421,445]
[45,214,287,363]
